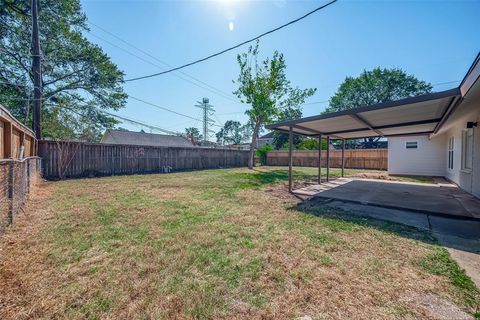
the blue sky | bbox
[81,0,480,138]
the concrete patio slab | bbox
[294,178,480,220]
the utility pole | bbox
[194,98,215,144]
[31,0,42,139]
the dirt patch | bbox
[351,171,395,180]
[263,181,315,203]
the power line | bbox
[60,96,180,135]
[87,22,241,103]
[124,0,338,82]
[87,31,240,103]
[303,100,329,106]
[0,82,219,128]
[128,95,222,128]
[102,111,180,135]
[432,80,461,86]
[128,95,201,122]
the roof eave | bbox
[266,87,461,130]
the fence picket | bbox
[266,149,388,170]
[38,141,250,180]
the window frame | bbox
[461,128,473,171]
[448,136,454,170]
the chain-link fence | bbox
[0,157,41,234]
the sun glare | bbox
[229,21,234,31]
[218,0,235,5]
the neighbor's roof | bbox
[258,132,274,139]
[101,130,194,147]
[267,53,480,140]
[266,88,461,139]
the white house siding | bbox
[388,135,446,176]
[442,98,480,197]
[473,113,480,198]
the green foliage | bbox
[297,138,328,150]
[272,107,303,149]
[326,67,432,113]
[234,40,316,168]
[0,0,126,141]
[185,127,202,143]
[278,137,328,150]
[255,145,273,165]
[215,120,251,145]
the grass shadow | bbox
[294,198,438,244]
[293,198,480,314]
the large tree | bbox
[234,41,316,168]
[0,0,126,141]
[215,120,250,145]
[326,67,433,113]
[272,107,303,150]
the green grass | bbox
[0,167,476,319]
[419,247,480,309]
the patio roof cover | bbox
[266,88,461,139]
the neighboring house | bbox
[267,53,480,198]
[226,132,274,150]
[101,129,195,148]
[388,53,480,198]
[256,132,274,148]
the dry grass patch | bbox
[0,167,478,319]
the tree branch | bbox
[43,68,88,86]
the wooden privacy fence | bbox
[0,104,38,159]
[266,149,388,170]
[39,140,250,180]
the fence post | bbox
[8,161,14,225]
[26,159,31,195]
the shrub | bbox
[255,145,273,165]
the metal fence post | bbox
[8,161,14,225]
[26,159,31,195]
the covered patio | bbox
[294,177,480,220]
[265,87,480,220]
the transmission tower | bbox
[194,98,215,143]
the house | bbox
[256,132,274,148]
[101,129,195,148]
[388,53,480,197]
[224,133,274,150]
[266,53,480,198]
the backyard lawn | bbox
[0,167,478,319]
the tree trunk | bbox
[248,121,261,169]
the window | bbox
[448,136,454,170]
[462,128,473,170]
[405,141,418,149]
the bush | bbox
[255,145,273,165]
